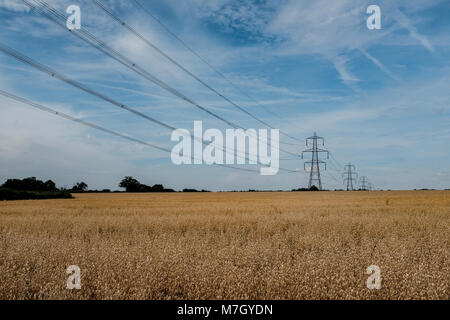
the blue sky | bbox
[0,0,449,191]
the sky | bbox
[0,0,449,191]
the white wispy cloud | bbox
[0,0,29,12]
[0,0,449,190]
[358,48,400,82]
[392,8,434,53]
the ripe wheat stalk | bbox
[0,191,448,299]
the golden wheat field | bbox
[0,191,448,300]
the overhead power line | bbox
[0,43,175,132]
[325,154,342,171]
[0,43,299,173]
[22,0,299,158]
[21,0,235,128]
[130,0,303,144]
[0,89,264,174]
[322,171,342,184]
[93,0,274,132]
[330,152,344,169]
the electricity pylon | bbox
[343,163,358,191]
[359,176,369,191]
[302,132,329,190]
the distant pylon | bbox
[359,176,369,191]
[343,163,358,191]
[302,132,329,190]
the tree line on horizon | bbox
[0,176,211,201]
[0,176,324,201]
[72,176,210,193]
[4,176,435,201]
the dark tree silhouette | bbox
[151,184,164,192]
[1,177,71,200]
[119,177,175,193]
[119,176,142,192]
[71,182,88,193]
[2,177,58,191]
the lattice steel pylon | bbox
[343,163,358,191]
[359,176,369,191]
[302,132,329,190]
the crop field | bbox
[0,191,448,300]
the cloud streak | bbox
[0,0,449,190]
